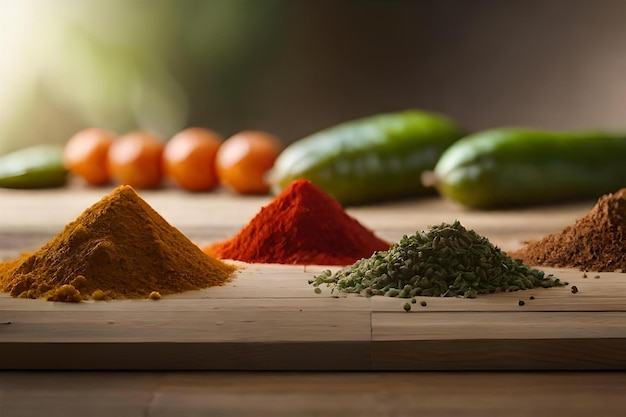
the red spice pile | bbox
[511,188,626,272]
[203,179,390,265]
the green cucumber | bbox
[0,144,68,189]
[268,109,464,205]
[428,128,626,208]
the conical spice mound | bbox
[0,185,236,301]
[511,188,626,272]
[203,179,391,265]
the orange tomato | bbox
[63,128,116,186]
[216,130,283,194]
[163,127,223,192]
[107,131,165,189]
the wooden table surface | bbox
[1,185,625,416]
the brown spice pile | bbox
[0,185,236,302]
[511,188,626,272]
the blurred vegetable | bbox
[427,128,626,208]
[63,128,116,186]
[268,109,464,205]
[216,130,282,194]
[107,131,165,189]
[0,145,67,189]
[164,127,223,192]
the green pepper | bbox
[0,144,68,189]
[428,128,626,208]
[268,109,464,205]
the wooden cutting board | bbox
[2,264,625,371]
[1,186,624,371]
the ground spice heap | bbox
[511,188,626,272]
[0,185,236,302]
[203,179,390,265]
[310,220,563,298]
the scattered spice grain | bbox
[511,188,626,272]
[0,185,236,302]
[203,179,390,265]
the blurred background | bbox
[1,0,625,155]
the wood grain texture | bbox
[3,371,626,417]
[0,184,597,252]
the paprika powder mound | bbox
[203,179,390,265]
[511,188,626,272]
[0,185,236,302]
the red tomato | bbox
[63,128,116,186]
[163,127,223,192]
[216,130,282,194]
[107,131,165,189]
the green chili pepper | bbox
[427,128,626,209]
[0,145,68,189]
[269,109,464,205]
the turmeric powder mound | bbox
[0,185,236,302]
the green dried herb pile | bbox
[310,221,563,298]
